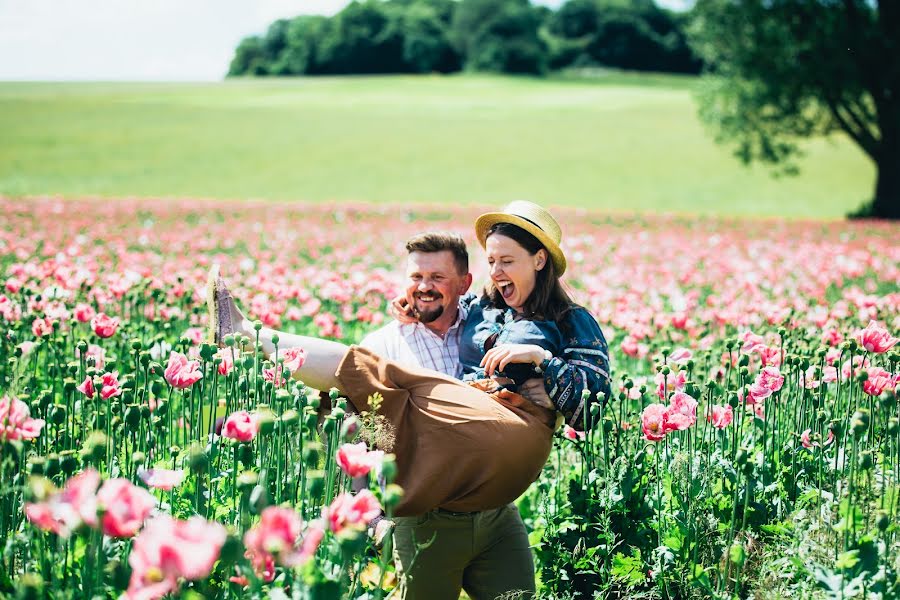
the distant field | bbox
[0,74,874,218]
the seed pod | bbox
[237,470,258,490]
[383,483,403,508]
[303,443,322,467]
[738,355,750,368]
[60,450,78,476]
[249,485,269,515]
[132,452,146,467]
[49,404,66,425]
[858,450,874,470]
[875,510,890,531]
[124,404,141,428]
[380,454,398,483]
[237,443,253,466]
[307,470,325,497]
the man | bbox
[360,231,540,600]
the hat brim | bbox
[474,212,567,276]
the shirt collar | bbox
[402,300,468,337]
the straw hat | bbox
[475,200,567,276]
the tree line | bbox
[227,0,701,77]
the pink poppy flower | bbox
[76,376,95,399]
[664,391,698,432]
[706,404,733,429]
[31,317,54,338]
[212,350,232,378]
[73,303,96,323]
[655,369,686,400]
[126,515,226,600]
[281,347,307,373]
[641,404,668,442]
[99,371,123,399]
[96,478,156,538]
[0,395,45,441]
[243,506,321,570]
[91,313,119,338]
[801,428,834,450]
[562,425,587,440]
[747,366,784,403]
[862,367,894,397]
[182,327,204,345]
[164,351,202,389]
[666,347,692,365]
[24,469,101,537]
[324,490,382,535]
[222,410,259,442]
[853,321,898,353]
[336,442,385,477]
[138,468,186,491]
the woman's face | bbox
[485,233,547,314]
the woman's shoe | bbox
[206,265,240,345]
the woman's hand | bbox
[517,378,555,410]
[388,294,417,325]
[480,343,546,377]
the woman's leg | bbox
[213,272,347,392]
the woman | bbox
[209,201,611,517]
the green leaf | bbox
[834,550,859,571]
[611,550,646,586]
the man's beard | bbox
[413,295,445,324]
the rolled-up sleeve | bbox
[542,308,611,428]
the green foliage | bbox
[687,0,900,219]
[227,0,701,77]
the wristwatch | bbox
[535,349,553,373]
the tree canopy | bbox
[227,0,700,77]
[689,0,899,219]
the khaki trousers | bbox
[393,504,535,600]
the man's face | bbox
[405,251,471,325]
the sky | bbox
[0,0,691,81]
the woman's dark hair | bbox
[484,222,574,322]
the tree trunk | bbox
[868,134,900,220]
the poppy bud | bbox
[237,443,253,466]
[851,410,869,438]
[270,333,279,346]
[876,510,890,531]
[44,454,60,478]
[858,451,873,470]
[887,418,898,435]
[28,456,46,476]
[189,445,209,473]
[381,454,398,483]
[257,412,276,436]
[15,572,43,600]
[303,443,322,467]
[307,470,325,497]
[281,409,300,429]
[383,484,403,508]
[237,470,258,490]
[323,415,336,434]
[125,404,141,428]
[219,533,244,565]
[738,355,750,367]
[49,404,66,425]
[132,451,145,466]
[249,485,269,514]
[60,450,78,476]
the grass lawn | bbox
[0,73,874,218]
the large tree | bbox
[689,0,899,219]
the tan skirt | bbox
[335,346,555,517]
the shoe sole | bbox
[206,264,220,344]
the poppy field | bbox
[0,196,898,599]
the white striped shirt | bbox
[360,305,468,378]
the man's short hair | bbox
[405,232,469,275]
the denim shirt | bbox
[459,295,612,428]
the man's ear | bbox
[460,273,473,294]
